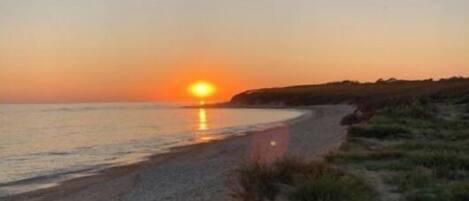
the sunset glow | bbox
[0,0,468,103]
[188,81,216,99]
[1,1,469,199]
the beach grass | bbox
[229,77,469,201]
[328,101,469,201]
[230,90,469,200]
[229,157,375,201]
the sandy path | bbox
[3,105,353,201]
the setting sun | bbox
[188,81,216,99]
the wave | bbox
[0,165,103,188]
[0,105,306,197]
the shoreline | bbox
[0,107,309,197]
[3,105,353,201]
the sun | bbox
[188,81,216,99]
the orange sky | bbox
[1,0,468,103]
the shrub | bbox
[229,157,375,201]
[229,162,279,201]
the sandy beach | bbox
[3,105,353,201]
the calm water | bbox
[0,103,303,196]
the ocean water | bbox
[0,103,304,196]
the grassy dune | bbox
[229,77,469,201]
[229,158,375,201]
[329,101,469,201]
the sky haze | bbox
[1,0,468,103]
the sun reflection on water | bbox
[196,108,215,142]
[198,108,208,130]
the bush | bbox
[229,162,279,201]
[229,157,375,201]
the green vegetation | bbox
[329,101,469,201]
[229,158,375,201]
[229,77,469,201]
[230,77,469,119]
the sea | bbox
[0,103,304,196]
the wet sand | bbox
[2,105,353,201]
